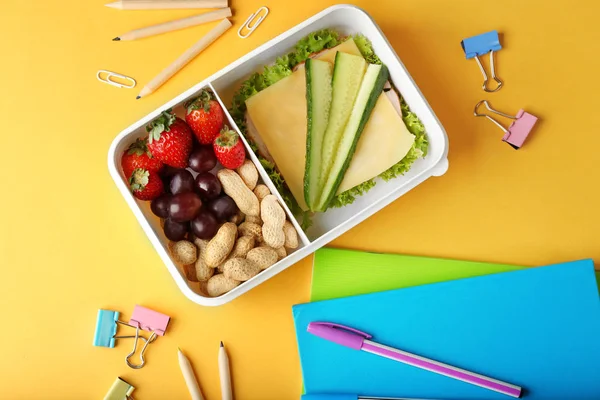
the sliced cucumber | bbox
[304,58,333,210]
[316,63,389,211]
[318,52,367,197]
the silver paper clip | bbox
[238,6,269,39]
[97,70,136,89]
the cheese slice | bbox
[245,38,415,211]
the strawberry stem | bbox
[146,110,176,143]
[129,168,149,192]
[184,90,214,114]
[215,126,239,148]
[127,138,152,157]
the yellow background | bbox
[1,0,599,399]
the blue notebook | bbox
[293,260,600,399]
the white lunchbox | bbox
[107,4,449,306]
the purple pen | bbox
[307,322,522,398]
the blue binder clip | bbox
[94,309,121,348]
[461,30,503,92]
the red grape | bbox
[195,172,221,200]
[168,192,202,222]
[150,194,171,218]
[207,196,238,221]
[191,210,219,239]
[163,218,188,241]
[170,169,195,194]
[160,165,180,178]
[188,146,217,173]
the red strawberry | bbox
[184,90,225,145]
[129,168,164,200]
[213,126,246,169]
[146,110,193,168]
[121,138,163,179]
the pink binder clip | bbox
[130,305,170,336]
[125,305,171,369]
[474,100,538,149]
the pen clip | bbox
[309,322,372,339]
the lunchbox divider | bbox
[208,83,312,247]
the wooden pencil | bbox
[105,0,227,10]
[178,349,205,400]
[136,18,231,99]
[218,342,232,400]
[113,8,231,41]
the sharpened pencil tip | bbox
[136,96,141,100]
[113,37,120,41]
[220,341,223,347]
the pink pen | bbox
[307,322,522,398]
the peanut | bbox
[198,280,210,296]
[247,247,278,270]
[236,159,259,190]
[223,258,262,281]
[245,215,262,225]
[207,274,241,297]
[238,222,263,242]
[205,222,237,268]
[217,169,259,216]
[273,246,287,260]
[231,235,255,258]
[229,210,245,225]
[195,261,214,281]
[253,184,271,202]
[261,195,286,248]
[183,263,199,282]
[170,240,198,265]
[282,220,299,249]
[216,235,255,273]
[192,238,214,281]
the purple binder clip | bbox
[461,31,503,92]
[475,100,538,149]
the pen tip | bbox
[112,37,120,41]
[220,341,223,347]
[136,96,141,100]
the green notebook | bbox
[311,248,600,301]
[310,248,525,302]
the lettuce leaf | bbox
[328,179,377,208]
[353,34,382,65]
[229,29,428,222]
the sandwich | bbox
[230,29,428,227]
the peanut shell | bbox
[207,274,240,297]
[236,159,259,190]
[205,222,237,267]
[247,247,278,270]
[223,258,262,281]
[217,169,259,216]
